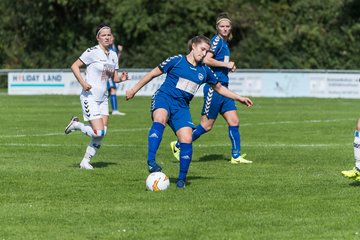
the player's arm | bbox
[71,59,91,91]
[203,51,236,72]
[211,82,253,107]
[125,67,163,100]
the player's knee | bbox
[180,135,192,143]
[228,119,239,126]
[200,122,213,132]
[153,118,167,126]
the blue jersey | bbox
[209,35,230,86]
[157,55,218,104]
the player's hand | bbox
[82,82,92,91]
[117,45,123,52]
[239,97,253,107]
[227,61,236,72]
[125,89,135,101]
[120,71,129,82]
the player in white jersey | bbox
[342,119,360,181]
[65,23,129,170]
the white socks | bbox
[83,137,103,161]
[354,131,360,169]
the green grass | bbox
[1,95,359,239]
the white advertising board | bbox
[7,70,360,98]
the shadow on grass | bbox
[349,181,360,187]
[71,162,117,168]
[169,175,214,186]
[198,154,228,162]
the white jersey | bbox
[79,45,119,101]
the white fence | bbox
[6,69,360,98]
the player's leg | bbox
[193,84,220,141]
[342,119,360,179]
[147,108,168,172]
[109,87,118,112]
[66,96,107,137]
[80,117,107,170]
[67,96,108,169]
[222,98,252,164]
[109,80,125,116]
[175,127,193,189]
[170,84,218,161]
[169,108,194,188]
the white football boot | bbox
[80,159,93,170]
[112,110,126,116]
[64,116,79,134]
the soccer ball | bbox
[146,172,170,191]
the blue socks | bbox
[147,122,165,165]
[110,94,118,111]
[228,125,241,158]
[178,142,193,181]
[192,124,207,142]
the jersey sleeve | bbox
[209,35,221,55]
[79,47,95,65]
[111,51,119,70]
[204,65,219,85]
[158,55,182,73]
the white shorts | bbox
[80,95,109,121]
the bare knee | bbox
[227,118,239,126]
[153,118,167,126]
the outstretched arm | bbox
[125,67,163,100]
[211,82,253,107]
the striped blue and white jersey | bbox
[157,55,218,104]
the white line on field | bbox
[0,143,346,148]
[0,128,150,138]
[0,118,353,139]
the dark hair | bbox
[187,35,211,52]
[95,23,111,37]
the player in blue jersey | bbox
[107,34,126,116]
[126,35,253,188]
[170,13,252,164]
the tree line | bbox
[0,0,359,70]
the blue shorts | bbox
[201,84,237,120]
[107,79,117,91]
[151,91,194,133]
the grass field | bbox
[1,94,359,239]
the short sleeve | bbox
[79,48,94,65]
[204,66,219,85]
[209,35,221,55]
[158,55,182,73]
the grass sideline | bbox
[0,94,359,239]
